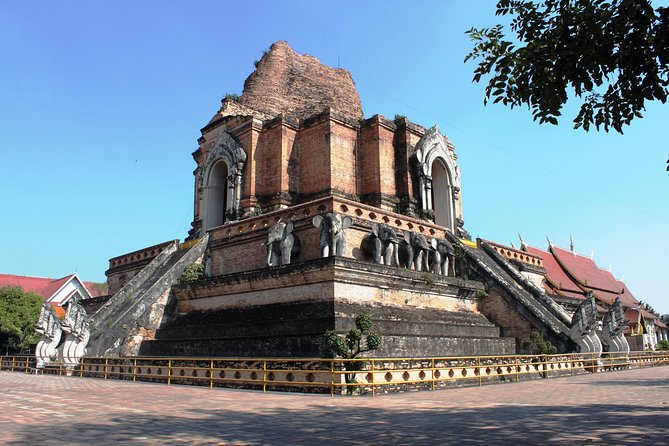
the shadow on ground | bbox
[588,378,669,388]
[9,401,669,445]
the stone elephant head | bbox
[400,231,430,271]
[430,237,454,276]
[363,223,399,266]
[265,221,301,266]
[312,213,353,257]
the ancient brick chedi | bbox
[190,41,464,239]
[95,42,606,359]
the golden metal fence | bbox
[1,351,668,396]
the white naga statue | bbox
[601,297,630,354]
[60,298,90,370]
[569,292,603,356]
[34,302,63,368]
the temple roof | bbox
[550,245,619,294]
[522,243,644,309]
[524,245,583,297]
[0,273,99,304]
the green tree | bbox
[465,0,668,133]
[323,314,382,391]
[0,286,43,354]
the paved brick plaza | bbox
[1,367,668,445]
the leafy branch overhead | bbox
[465,0,669,133]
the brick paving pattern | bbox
[1,367,668,445]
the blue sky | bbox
[1,1,667,314]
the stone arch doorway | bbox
[203,160,229,231]
[431,158,453,229]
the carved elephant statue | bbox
[265,221,301,266]
[312,213,352,257]
[362,223,399,266]
[430,238,454,276]
[400,231,430,271]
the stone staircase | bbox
[87,235,209,356]
[447,235,576,352]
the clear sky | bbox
[1,1,667,314]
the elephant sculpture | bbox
[312,213,352,257]
[264,221,301,266]
[430,237,454,276]
[362,223,399,266]
[400,231,430,271]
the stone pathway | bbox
[1,367,668,445]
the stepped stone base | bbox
[139,258,516,358]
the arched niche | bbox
[203,160,229,231]
[197,130,247,232]
[431,158,454,229]
[413,125,462,233]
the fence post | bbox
[80,358,85,378]
[263,360,267,393]
[330,359,334,397]
[432,358,436,391]
[104,358,108,380]
[477,357,482,387]
[167,359,172,385]
[371,359,375,397]
[133,358,137,382]
[210,360,214,389]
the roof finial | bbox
[569,234,574,253]
[620,274,625,283]
[546,236,553,248]
[510,241,516,249]
[518,233,527,250]
[590,251,594,260]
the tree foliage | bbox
[465,0,669,133]
[0,286,43,354]
[323,314,382,389]
[523,331,558,355]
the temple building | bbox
[86,42,664,358]
[0,273,104,317]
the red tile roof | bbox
[522,243,646,310]
[524,245,585,298]
[0,274,62,299]
[83,281,108,298]
[0,273,94,303]
[598,268,639,308]
[550,245,619,293]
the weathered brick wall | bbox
[358,122,381,201]
[477,290,535,347]
[329,120,358,197]
[239,41,363,121]
[254,121,282,201]
[297,117,331,197]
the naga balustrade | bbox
[1,351,668,396]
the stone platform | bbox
[139,257,515,357]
